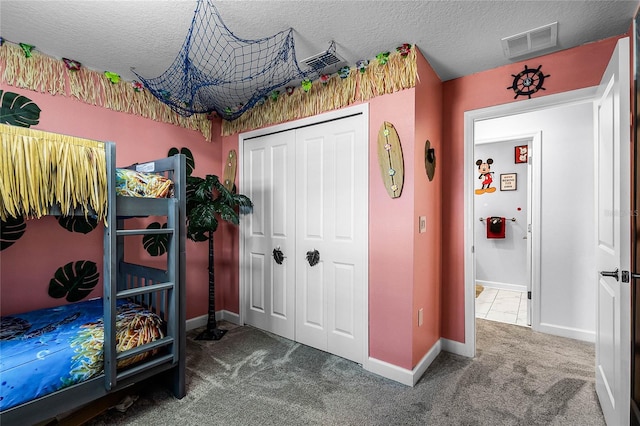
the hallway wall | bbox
[441,34,626,343]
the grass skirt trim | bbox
[0,42,212,142]
[221,46,417,136]
[0,124,108,221]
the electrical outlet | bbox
[418,308,424,326]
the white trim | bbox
[365,340,442,386]
[186,314,207,331]
[475,280,527,293]
[186,310,241,331]
[218,309,241,325]
[441,337,473,357]
[537,322,595,343]
[463,87,598,358]
[239,104,368,140]
[238,103,370,366]
[529,132,542,333]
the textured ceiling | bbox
[1,0,638,83]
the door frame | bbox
[463,87,597,356]
[238,103,370,366]
[473,133,540,328]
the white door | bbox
[594,36,631,426]
[525,141,533,326]
[243,130,296,340]
[295,115,367,364]
[241,110,368,364]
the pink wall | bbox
[0,86,220,319]
[412,48,442,365]
[368,89,417,369]
[440,35,626,343]
[215,49,444,370]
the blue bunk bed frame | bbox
[0,141,186,425]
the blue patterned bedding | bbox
[0,298,165,411]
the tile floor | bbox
[475,287,529,326]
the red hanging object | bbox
[486,217,506,239]
[63,58,81,71]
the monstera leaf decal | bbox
[0,90,41,127]
[1,216,26,251]
[48,260,99,302]
[143,222,169,256]
[57,216,98,234]
[168,146,195,176]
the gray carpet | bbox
[85,319,604,425]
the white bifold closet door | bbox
[243,114,367,364]
[243,130,297,340]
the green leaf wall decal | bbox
[143,222,168,256]
[168,146,195,176]
[48,260,99,302]
[1,216,26,251]
[0,90,41,127]
[57,216,98,234]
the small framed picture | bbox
[515,145,528,163]
[500,173,517,191]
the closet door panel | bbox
[301,136,324,240]
[325,125,366,363]
[333,131,356,241]
[296,134,329,349]
[243,131,295,340]
[331,262,355,334]
[270,143,291,320]
[249,253,266,312]
[295,115,366,363]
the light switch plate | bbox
[419,216,426,233]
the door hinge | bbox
[527,291,532,300]
[622,270,640,283]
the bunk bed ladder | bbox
[106,153,186,396]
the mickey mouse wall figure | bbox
[475,158,496,195]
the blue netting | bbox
[132,0,316,120]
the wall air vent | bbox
[501,22,558,59]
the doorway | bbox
[463,87,599,356]
[473,137,533,327]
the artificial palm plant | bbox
[187,174,252,340]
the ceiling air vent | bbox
[302,42,345,72]
[501,22,558,59]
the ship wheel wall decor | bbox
[507,65,550,99]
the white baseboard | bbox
[219,310,240,325]
[365,340,441,386]
[186,314,207,331]
[441,337,474,358]
[185,310,241,331]
[537,322,595,343]
[476,280,527,293]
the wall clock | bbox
[507,65,550,99]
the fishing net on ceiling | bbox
[132,0,320,121]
